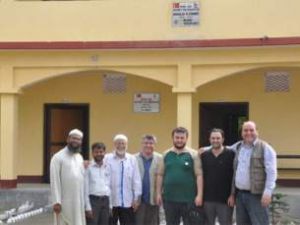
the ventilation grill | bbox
[103,74,126,94]
[265,72,290,92]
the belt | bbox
[236,188,251,193]
[89,195,109,200]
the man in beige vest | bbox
[232,121,277,225]
[135,135,162,225]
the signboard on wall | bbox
[172,1,200,27]
[133,93,160,113]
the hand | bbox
[194,195,203,207]
[132,200,140,212]
[109,208,113,217]
[83,160,90,169]
[227,194,235,207]
[156,194,163,206]
[198,148,205,156]
[85,210,93,219]
[261,194,272,207]
[53,203,61,214]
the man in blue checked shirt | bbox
[135,135,162,225]
[105,134,142,225]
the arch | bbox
[193,64,300,89]
[14,66,177,90]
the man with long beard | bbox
[156,127,203,225]
[50,129,86,225]
[105,134,141,225]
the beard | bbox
[94,156,104,163]
[212,143,222,149]
[174,142,186,150]
[116,149,126,156]
[68,144,81,153]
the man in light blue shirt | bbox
[85,142,110,225]
[232,121,277,225]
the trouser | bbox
[86,195,110,225]
[163,200,204,225]
[109,207,135,225]
[203,201,233,225]
[236,190,269,225]
[135,203,159,225]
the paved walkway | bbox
[1,185,300,225]
[9,213,52,225]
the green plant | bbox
[270,193,290,225]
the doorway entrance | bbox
[43,104,89,182]
[199,102,249,147]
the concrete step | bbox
[0,184,51,212]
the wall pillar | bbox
[173,63,195,147]
[0,93,18,188]
[176,92,193,146]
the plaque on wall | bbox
[133,93,160,113]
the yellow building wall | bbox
[1,46,298,180]
[18,67,300,178]
[192,69,300,177]
[18,72,176,176]
[1,0,300,41]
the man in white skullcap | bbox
[105,134,142,225]
[50,129,86,225]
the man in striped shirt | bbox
[85,142,111,225]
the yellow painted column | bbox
[173,63,195,147]
[176,92,193,145]
[0,93,18,188]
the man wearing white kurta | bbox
[50,129,86,225]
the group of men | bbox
[50,121,277,225]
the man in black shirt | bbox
[201,128,235,225]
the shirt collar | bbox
[91,160,104,167]
[139,152,153,160]
[113,151,128,160]
[170,146,190,154]
[242,138,259,147]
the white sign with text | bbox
[172,1,200,27]
[133,93,160,113]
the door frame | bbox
[199,102,249,147]
[43,103,90,182]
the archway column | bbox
[173,63,195,147]
[0,66,19,188]
[0,93,19,188]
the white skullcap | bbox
[113,134,128,142]
[69,129,84,138]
